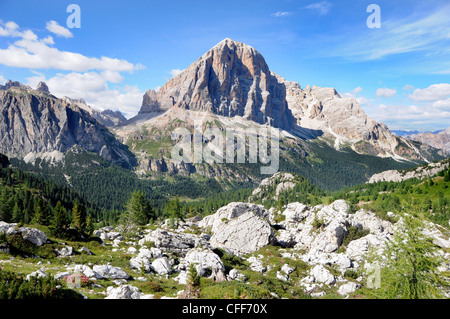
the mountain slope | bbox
[114,38,441,189]
[276,74,439,161]
[0,83,135,169]
[404,127,450,155]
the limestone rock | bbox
[55,246,74,257]
[26,268,48,281]
[0,222,47,247]
[310,264,335,285]
[93,264,129,280]
[338,282,361,296]
[105,285,141,299]
[200,202,275,255]
[151,257,172,275]
[36,81,50,94]
[0,86,135,169]
[184,248,225,276]
[139,228,210,256]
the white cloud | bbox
[0,21,141,73]
[271,11,292,18]
[170,69,183,77]
[0,20,146,118]
[369,103,450,131]
[0,74,5,85]
[431,98,450,109]
[4,21,19,31]
[342,87,371,106]
[376,88,397,97]
[352,86,363,94]
[324,6,450,61]
[356,96,371,105]
[409,83,450,102]
[27,71,143,118]
[304,1,332,15]
[45,21,73,38]
[402,84,415,91]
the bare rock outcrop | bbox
[199,202,276,256]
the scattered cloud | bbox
[304,1,332,16]
[0,74,5,85]
[376,88,397,97]
[432,98,450,109]
[408,83,450,102]
[26,71,143,118]
[342,87,371,105]
[0,20,146,118]
[324,6,450,61]
[170,69,183,77]
[402,84,415,91]
[352,86,363,94]
[271,11,292,18]
[0,21,142,72]
[370,103,450,130]
[45,20,73,38]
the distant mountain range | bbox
[392,129,444,137]
[392,128,450,155]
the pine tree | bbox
[368,210,450,299]
[126,191,154,226]
[50,201,69,238]
[11,202,23,223]
[185,263,201,299]
[165,197,184,221]
[33,198,51,226]
[444,169,450,182]
[85,214,94,236]
[0,189,12,222]
[71,201,87,234]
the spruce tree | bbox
[126,191,154,226]
[50,201,69,238]
[85,214,94,236]
[71,201,87,234]
[444,169,450,182]
[0,189,12,222]
[11,202,23,223]
[33,198,51,226]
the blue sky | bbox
[0,0,449,131]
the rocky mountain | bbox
[0,82,135,168]
[275,74,437,161]
[111,38,443,187]
[62,96,127,127]
[404,128,450,155]
[135,38,295,129]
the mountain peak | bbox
[137,39,294,128]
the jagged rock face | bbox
[36,81,50,94]
[0,80,31,91]
[275,74,400,154]
[275,74,442,161]
[138,38,295,129]
[0,86,135,168]
[62,96,127,127]
[406,128,450,155]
